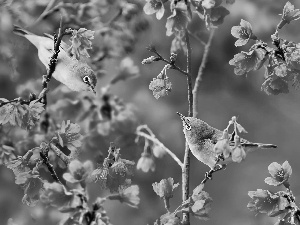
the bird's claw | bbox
[205,171,213,180]
[215,164,226,171]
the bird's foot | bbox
[205,171,213,180]
[214,164,226,172]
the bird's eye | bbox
[83,76,90,84]
[185,124,191,131]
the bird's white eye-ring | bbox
[185,123,191,131]
[83,76,91,84]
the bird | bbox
[177,112,277,170]
[13,25,97,93]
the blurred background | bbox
[1,0,300,225]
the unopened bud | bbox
[141,56,160,65]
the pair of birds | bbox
[14,26,277,169]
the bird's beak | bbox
[176,112,185,121]
[89,85,96,95]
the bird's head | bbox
[177,112,215,144]
[77,63,97,93]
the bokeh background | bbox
[1,0,300,225]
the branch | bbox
[201,155,225,185]
[136,125,183,168]
[29,0,62,27]
[187,30,206,46]
[50,142,70,165]
[40,145,62,184]
[148,47,188,76]
[192,29,215,117]
[137,131,183,168]
[37,17,71,105]
[182,29,193,225]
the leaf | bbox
[171,32,187,55]
[229,48,267,75]
[190,187,212,221]
[56,120,82,153]
[143,0,165,20]
[149,76,172,99]
[166,2,191,36]
[0,102,27,127]
[22,100,45,130]
[70,28,95,59]
[210,6,230,27]
[160,213,181,225]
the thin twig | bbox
[187,30,206,46]
[136,130,183,168]
[151,50,188,76]
[192,29,215,117]
[181,29,193,225]
[201,155,225,184]
[40,145,61,184]
[28,0,61,27]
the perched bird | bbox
[13,25,97,93]
[177,112,277,169]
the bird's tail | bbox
[242,143,277,154]
[13,25,32,36]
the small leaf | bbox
[210,6,230,27]
[22,100,45,130]
[166,2,190,36]
[0,102,27,127]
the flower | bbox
[248,189,288,216]
[264,161,292,188]
[136,152,155,172]
[278,2,300,29]
[143,0,165,20]
[152,177,179,199]
[213,130,231,159]
[114,185,140,208]
[231,136,246,163]
[152,144,166,158]
[63,160,94,184]
[231,19,256,47]
[40,182,73,209]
